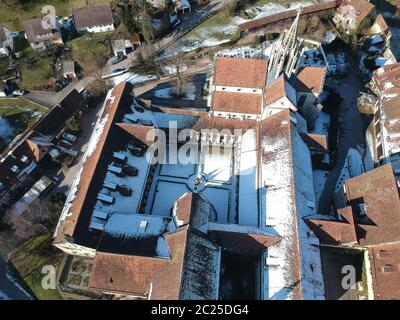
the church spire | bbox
[268,7,304,81]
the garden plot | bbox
[202,187,230,223]
[202,146,233,183]
[151,181,189,216]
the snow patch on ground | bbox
[233,1,315,24]
[109,72,157,87]
[203,146,233,183]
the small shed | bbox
[63,60,76,79]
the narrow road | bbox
[156,0,224,54]
[24,77,93,109]
[0,257,33,300]
[317,57,368,214]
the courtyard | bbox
[144,142,238,223]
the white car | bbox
[62,132,77,142]
[12,89,26,96]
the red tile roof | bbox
[71,3,114,29]
[212,91,263,114]
[374,14,389,34]
[213,57,268,89]
[210,230,280,255]
[304,207,358,245]
[307,164,400,246]
[115,123,155,146]
[89,226,221,299]
[372,62,400,96]
[369,242,400,300]
[344,164,400,246]
[300,133,328,153]
[296,66,326,95]
[174,192,194,226]
[54,82,133,242]
[265,74,294,105]
[23,18,61,44]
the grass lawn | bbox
[9,232,64,300]
[0,98,47,152]
[69,32,113,64]
[16,49,54,90]
[185,12,235,41]
[0,0,117,31]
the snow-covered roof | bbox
[259,110,324,299]
[55,80,330,300]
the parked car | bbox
[117,185,133,196]
[111,67,127,74]
[109,55,126,65]
[12,89,27,97]
[169,13,181,27]
[62,132,77,142]
[128,144,146,157]
[122,165,138,177]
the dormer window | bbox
[21,155,28,163]
[11,165,20,173]
[139,220,148,232]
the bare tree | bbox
[223,0,238,17]
[3,200,48,241]
[135,43,156,66]
[81,52,109,96]
[161,52,186,97]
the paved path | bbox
[317,57,368,214]
[25,77,93,108]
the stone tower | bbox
[268,8,305,82]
